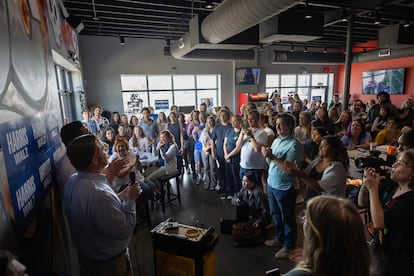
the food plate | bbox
[185,229,200,238]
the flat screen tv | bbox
[235,68,260,85]
[362,68,405,94]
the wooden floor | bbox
[129,169,304,276]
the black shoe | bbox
[216,189,226,194]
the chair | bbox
[152,172,182,213]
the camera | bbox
[355,157,386,170]
[354,156,388,176]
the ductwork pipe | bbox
[201,0,301,44]
[353,46,414,63]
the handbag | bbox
[232,222,262,246]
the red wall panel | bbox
[336,56,414,108]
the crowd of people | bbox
[55,92,414,275]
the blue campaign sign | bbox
[155,100,169,110]
[0,112,60,235]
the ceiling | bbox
[62,0,414,51]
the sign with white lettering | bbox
[0,112,60,235]
[155,100,169,110]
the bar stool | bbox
[152,173,181,213]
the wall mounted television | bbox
[362,68,405,94]
[235,68,260,85]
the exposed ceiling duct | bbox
[379,24,414,48]
[201,0,301,44]
[171,0,301,60]
[352,46,414,63]
[260,9,324,44]
[170,15,258,60]
[272,51,345,65]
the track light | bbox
[304,1,312,19]
[341,9,348,22]
[403,19,411,28]
[290,45,294,52]
[119,35,125,45]
[323,47,327,54]
[363,48,367,55]
[205,0,214,9]
[303,46,308,53]
[258,44,264,51]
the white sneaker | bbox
[264,239,282,247]
[274,247,291,259]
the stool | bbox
[152,173,181,213]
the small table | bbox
[139,154,158,168]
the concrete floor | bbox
[129,170,304,276]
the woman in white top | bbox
[294,111,312,144]
[109,137,155,204]
[146,130,178,193]
[157,112,168,132]
[200,115,217,190]
[129,125,150,153]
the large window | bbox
[266,73,334,106]
[120,74,220,116]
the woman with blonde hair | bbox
[146,130,178,195]
[200,115,217,190]
[129,125,150,153]
[294,111,312,144]
[157,112,168,131]
[285,196,370,276]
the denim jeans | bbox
[266,185,297,250]
[225,161,240,196]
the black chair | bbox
[152,172,182,213]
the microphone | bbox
[129,171,136,185]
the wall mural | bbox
[0,0,63,238]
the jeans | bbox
[225,161,240,196]
[201,151,217,186]
[267,185,297,250]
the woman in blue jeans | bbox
[262,113,304,259]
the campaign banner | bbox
[0,112,61,235]
[155,99,169,110]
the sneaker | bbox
[226,195,233,200]
[274,247,291,259]
[203,184,210,190]
[264,238,282,247]
[209,186,215,191]
[195,178,202,185]
[220,195,227,200]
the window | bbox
[120,74,220,117]
[266,73,334,105]
[55,65,75,122]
